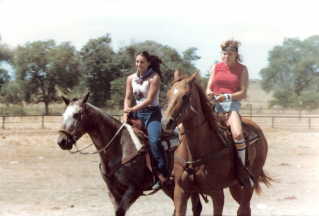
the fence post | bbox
[2,116,5,129]
[249,104,252,119]
[41,115,45,129]
[271,116,274,128]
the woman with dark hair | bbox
[206,40,254,188]
[122,51,168,188]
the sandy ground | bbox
[1,128,319,216]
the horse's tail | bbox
[254,169,272,194]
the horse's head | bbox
[57,92,90,150]
[163,71,198,133]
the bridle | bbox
[58,105,91,154]
[58,104,125,155]
[58,107,85,147]
[167,87,199,128]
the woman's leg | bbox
[227,111,254,187]
[228,111,246,164]
[147,120,169,178]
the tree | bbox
[0,39,12,89]
[0,68,10,89]
[80,34,120,107]
[0,80,23,105]
[14,40,80,114]
[260,36,319,110]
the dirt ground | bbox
[1,127,319,216]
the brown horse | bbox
[56,93,203,216]
[163,72,271,216]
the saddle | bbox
[127,118,177,150]
[212,112,260,169]
[212,112,260,148]
[127,118,178,186]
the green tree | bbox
[14,40,80,114]
[0,39,12,89]
[0,80,23,105]
[260,36,319,110]
[80,34,120,107]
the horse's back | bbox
[241,117,268,173]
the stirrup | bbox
[151,180,162,190]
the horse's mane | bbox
[192,82,217,131]
[85,103,122,128]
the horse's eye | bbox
[73,113,80,119]
[182,95,188,101]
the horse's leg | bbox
[229,184,253,216]
[210,189,224,216]
[190,193,202,216]
[115,186,140,216]
[174,184,190,216]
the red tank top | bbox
[209,62,244,94]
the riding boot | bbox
[235,139,254,188]
[152,172,173,190]
[152,173,166,190]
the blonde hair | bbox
[220,39,242,62]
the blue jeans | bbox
[131,106,168,177]
[214,100,241,112]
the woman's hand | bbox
[207,92,215,100]
[121,113,128,123]
[124,106,137,114]
[215,94,225,102]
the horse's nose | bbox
[57,137,66,147]
[57,136,69,150]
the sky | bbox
[1,0,319,79]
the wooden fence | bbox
[1,114,319,130]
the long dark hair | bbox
[136,51,163,78]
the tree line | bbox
[1,34,319,114]
[0,34,200,114]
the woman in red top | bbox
[206,39,253,188]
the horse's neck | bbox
[85,107,124,166]
[85,106,138,170]
[182,93,223,158]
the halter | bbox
[58,104,126,155]
[167,88,199,128]
[58,106,85,147]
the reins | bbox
[68,123,126,155]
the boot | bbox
[235,139,254,188]
[152,172,173,190]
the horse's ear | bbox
[81,92,90,105]
[187,72,198,84]
[173,69,182,82]
[61,96,70,106]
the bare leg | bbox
[229,184,253,216]
[174,184,190,216]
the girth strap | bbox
[174,147,232,170]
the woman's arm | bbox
[122,74,134,122]
[231,66,249,101]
